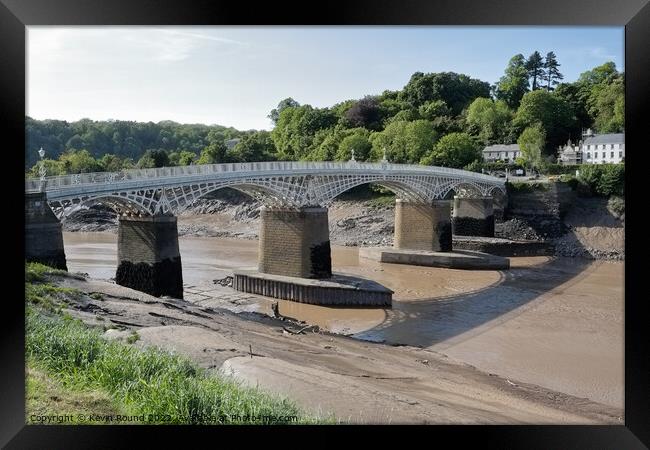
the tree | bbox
[577,61,618,86]
[335,129,372,161]
[59,149,102,173]
[554,82,592,131]
[139,149,169,168]
[399,71,491,115]
[417,100,451,121]
[544,51,563,91]
[420,132,481,168]
[465,98,514,145]
[369,120,438,164]
[229,131,277,162]
[99,154,124,172]
[588,77,624,133]
[178,150,197,166]
[517,124,545,172]
[197,141,228,165]
[268,98,300,124]
[494,54,530,109]
[514,90,577,153]
[525,51,546,91]
[344,96,383,130]
[270,105,338,160]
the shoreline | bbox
[46,268,623,424]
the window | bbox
[594,152,598,158]
[619,151,623,158]
[587,153,591,159]
[611,151,614,158]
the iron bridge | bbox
[24,161,506,219]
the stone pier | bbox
[360,196,508,270]
[116,214,183,298]
[236,206,391,306]
[452,196,495,237]
[25,192,67,270]
[258,206,332,279]
[394,199,452,252]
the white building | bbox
[557,140,582,165]
[557,129,625,165]
[482,144,521,163]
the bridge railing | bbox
[25,161,503,192]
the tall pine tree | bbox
[544,51,564,91]
[525,51,546,91]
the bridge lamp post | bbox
[38,147,46,192]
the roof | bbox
[582,133,624,145]
[482,144,520,153]
[225,138,241,149]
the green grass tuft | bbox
[26,307,316,424]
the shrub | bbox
[577,164,624,197]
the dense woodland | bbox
[26,53,624,177]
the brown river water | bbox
[63,232,624,409]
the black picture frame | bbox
[2,0,648,447]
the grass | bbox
[26,363,126,424]
[25,262,319,425]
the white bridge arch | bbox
[25,161,506,219]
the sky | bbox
[27,26,624,131]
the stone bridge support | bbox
[394,199,452,252]
[25,192,67,270]
[116,214,183,298]
[258,206,332,279]
[452,196,495,237]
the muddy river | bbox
[63,232,624,409]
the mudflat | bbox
[62,232,624,421]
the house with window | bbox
[557,129,624,165]
[482,144,521,163]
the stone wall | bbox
[394,200,452,252]
[258,207,332,279]
[116,215,183,298]
[25,192,67,270]
[504,182,576,239]
[452,196,495,237]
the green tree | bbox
[494,54,530,109]
[268,98,300,124]
[543,51,563,91]
[514,89,577,153]
[178,151,197,166]
[517,124,545,172]
[197,141,228,165]
[577,61,618,86]
[525,51,546,91]
[588,77,624,133]
[59,149,102,173]
[335,129,372,161]
[554,82,592,131]
[417,100,451,121]
[137,149,169,168]
[99,154,124,172]
[229,131,277,162]
[270,105,338,160]
[369,120,437,164]
[420,132,480,168]
[399,71,491,114]
[465,98,514,145]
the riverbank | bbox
[62,188,624,260]
[63,232,624,412]
[32,260,622,424]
